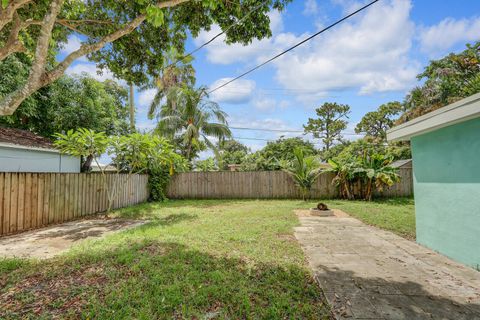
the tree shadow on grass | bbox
[315,266,480,319]
[0,241,331,319]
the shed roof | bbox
[387,93,480,141]
[391,159,412,168]
[0,127,55,150]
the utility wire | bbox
[169,1,267,67]
[208,0,380,94]
[229,126,361,135]
[232,136,404,147]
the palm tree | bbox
[282,147,322,201]
[147,48,196,119]
[156,86,231,161]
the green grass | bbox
[322,198,416,239]
[0,200,331,319]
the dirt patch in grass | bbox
[294,209,350,218]
[1,265,108,319]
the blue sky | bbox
[60,0,480,154]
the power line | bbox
[208,0,380,94]
[170,1,267,67]
[230,126,304,133]
[229,126,362,136]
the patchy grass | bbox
[319,198,416,239]
[0,200,331,319]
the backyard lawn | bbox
[0,200,331,319]
[324,198,416,239]
[0,198,414,319]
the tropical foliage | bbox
[156,86,231,161]
[327,153,400,201]
[282,147,322,200]
[217,139,250,170]
[399,42,480,122]
[0,0,291,115]
[147,48,196,118]
[355,102,404,140]
[54,129,185,210]
[194,158,217,172]
[0,64,130,138]
[241,137,317,171]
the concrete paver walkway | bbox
[0,218,145,259]
[294,210,480,319]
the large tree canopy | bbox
[355,102,403,140]
[0,0,290,115]
[0,58,129,138]
[303,102,350,151]
[399,42,480,122]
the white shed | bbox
[0,127,80,173]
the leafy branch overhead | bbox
[0,0,291,115]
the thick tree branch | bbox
[0,0,190,116]
[0,0,64,115]
[0,12,25,60]
[0,0,32,32]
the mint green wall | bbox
[411,117,480,268]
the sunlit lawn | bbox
[323,198,416,239]
[0,200,331,319]
[0,198,414,319]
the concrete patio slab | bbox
[294,209,480,320]
[0,218,146,259]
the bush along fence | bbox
[0,173,148,237]
[166,168,413,200]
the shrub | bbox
[148,166,171,202]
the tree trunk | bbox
[81,154,94,172]
[0,0,190,115]
[129,82,135,132]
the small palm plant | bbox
[282,147,322,201]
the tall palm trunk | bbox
[129,82,135,132]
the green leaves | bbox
[282,147,322,200]
[304,102,350,151]
[1,0,8,9]
[146,5,165,27]
[54,128,109,158]
[326,152,400,201]
[54,129,186,174]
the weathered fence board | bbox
[167,168,413,199]
[0,173,149,237]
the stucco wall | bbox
[0,145,80,173]
[411,117,480,268]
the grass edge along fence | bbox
[0,172,148,237]
[167,168,413,200]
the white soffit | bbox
[387,93,480,141]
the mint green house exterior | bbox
[387,93,480,268]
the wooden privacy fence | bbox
[167,168,413,199]
[0,173,149,237]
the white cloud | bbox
[304,0,319,16]
[273,0,418,96]
[66,62,117,82]
[138,88,157,108]
[60,35,89,62]
[197,0,418,100]
[193,11,284,65]
[209,78,256,104]
[61,35,82,55]
[419,16,480,57]
[253,97,276,112]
